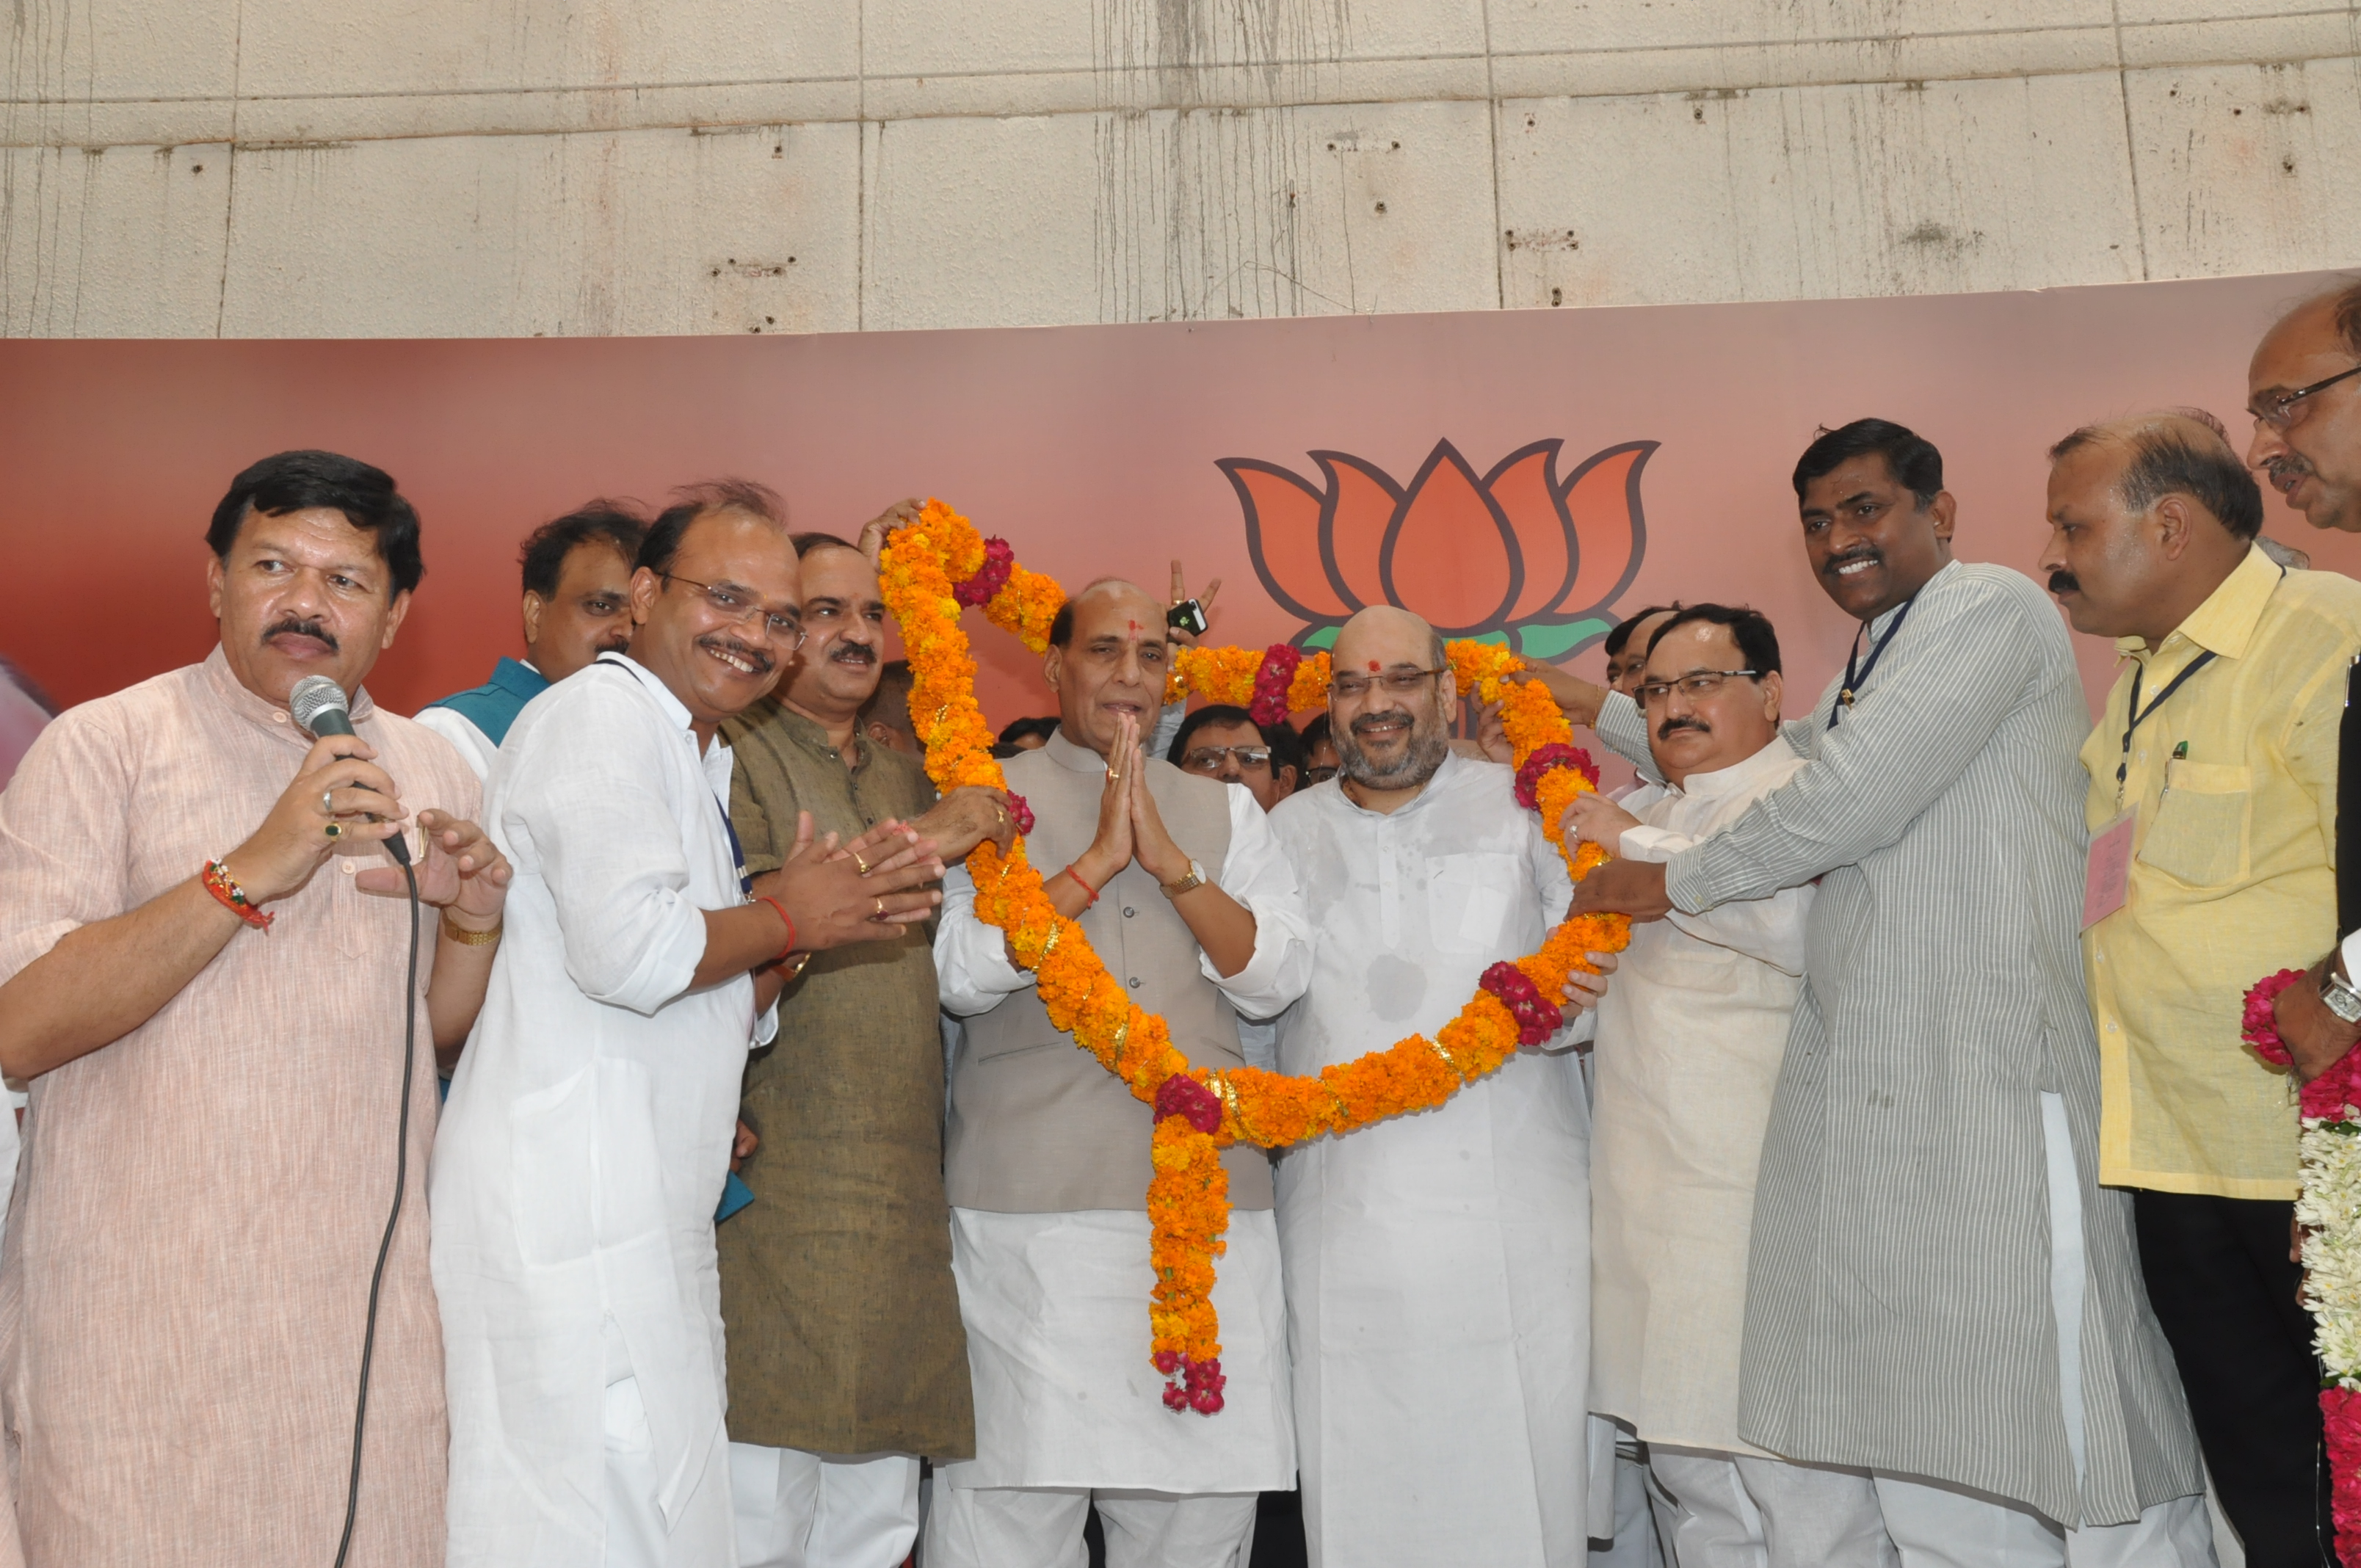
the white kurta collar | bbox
[595,650,697,736]
[1664,733,1801,805]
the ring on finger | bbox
[852,852,871,876]
[322,788,335,816]
[873,896,884,918]
[324,822,343,841]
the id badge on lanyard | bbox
[2083,649,2216,931]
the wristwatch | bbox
[1161,859,1208,899]
[2325,962,2361,1026]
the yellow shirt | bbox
[2081,545,2361,1199]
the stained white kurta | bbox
[1262,752,1592,1568]
[932,783,1310,1495]
[1589,736,1813,1456]
[432,653,777,1567]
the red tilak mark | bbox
[1366,660,1381,671]
[1128,620,1142,633]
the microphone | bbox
[290,675,412,866]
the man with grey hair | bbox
[2043,410,2360,1564]
[927,577,1312,1568]
[1263,604,1613,1568]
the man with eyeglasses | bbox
[717,525,1018,1568]
[1565,605,1849,1564]
[435,480,956,1567]
[1168,703,1302,813]
[1564,421,2207,1565]
[416,501,649,780]
[2248,279,2361,536]
[926,578,1311,1568]
[1298,713,1340,785]
[1262,604,1612,1568]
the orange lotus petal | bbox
[1378,440,1519,636]
[1486,441,1579,623]
[1559,442,1657,617]
[1221,459,1350,622]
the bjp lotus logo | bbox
[1219,438,1655,662]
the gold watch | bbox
[1160,859,1208,898]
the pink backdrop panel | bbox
[3,269,2347,780]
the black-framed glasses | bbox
[2250,364,2361,431]
[1305,764,1338,784]
[1637,669,1757,707]
[1182,745,1273,772]
[1330,666,1447,700]
[664,573,805,646]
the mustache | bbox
[1823,547,1882,577]
[696,632,775,675]
[1656,716,1708,741]
[595,628,634,653]
[262,615,338,652]
[2268,453,2314,488]
[1349,707,1417,736]
[2047,569,2081,595]
[827,642,877,666]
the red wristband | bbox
[754,896,797,962]
[1064,863,1100,905]
[201,860,272,929]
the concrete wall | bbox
[2,0,2355,337]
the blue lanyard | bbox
[717,797,752,899]
[1827,596,1915,729]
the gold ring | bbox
[324,822,342,841]
[1107,770,1123,783]
[872,896,885,918]
[852,852,871,876]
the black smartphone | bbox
[1167,599,1209,636]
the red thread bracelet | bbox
[1065,863,1100,906]
[754,896,797,963]
[201,860,272,929]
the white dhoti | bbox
[728,1445,921,1568]
[922,1207,1291,1568]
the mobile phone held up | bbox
[1167,599,1209,637]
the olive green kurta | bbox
[719,700,974,1459]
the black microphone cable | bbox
[333,857,418,1568]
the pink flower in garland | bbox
[2326,1386,2361,1563]
[2242,968,2305,1068]
[1479,960,1564,1047]
[1005,791,1035,836]
[953,536,1015,608]
[1513,742,1600,810]
[2306,1052,2361,1122]
[1154,1072,1224,1135]
[1249,645,1303,727]
[1156,1351,1227,1413]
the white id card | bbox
[2082,810,2134,931]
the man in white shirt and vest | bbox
[1569,604,1884,1567]
[928,578,1313,1568]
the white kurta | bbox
[933,783,1311,1494]
[1589,737,1813,1456]
[1262,752,1592,1568]
[433,653,777,1567]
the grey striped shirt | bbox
[1597,560,2202,1525]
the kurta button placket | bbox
[1123,907,1136,918]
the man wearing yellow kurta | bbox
[2045,410,2361,1564]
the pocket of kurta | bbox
[1426,852,1521,954]
[2135,762,2250,888]
[511,1067,598,1267]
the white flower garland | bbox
[2302,1114,2361,1384]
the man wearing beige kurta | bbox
[1570,607,1885,1567]
[0,451,515,1566]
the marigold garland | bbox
[880,500,1630,1413]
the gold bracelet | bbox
[440,910,504,947]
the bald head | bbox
[1332,606,1448,678]
[2040,407,2263,645]
[1042,577,1170,758]
[2249,280,2361,532]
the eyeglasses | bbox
[664,573,805,646]
[1182,745,1272,772]
[2249,364,2361,431]
[1330,667,1447,700]
[1637,669,1758,707]
[1305,765,1338,784]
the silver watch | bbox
[2324,965,2361,1026]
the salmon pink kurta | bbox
[0,648,474,1567]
